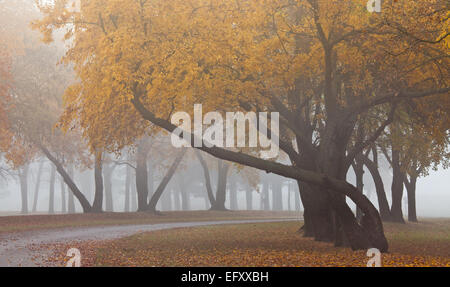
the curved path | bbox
[0,218,298,267]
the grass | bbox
[60,219,450,267]
[0,210,299,234]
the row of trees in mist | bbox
[0,0,449,253]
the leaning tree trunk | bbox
[405,175,418,222]
[48,164,56,214]
[19,164,29,214]
[147,149,186,212]
[210,159,229,211]
[32,160,44,213]
[40,146,91,213]
[390,150,405,223]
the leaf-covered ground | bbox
[0,210,298,234]
[48,219,450,267]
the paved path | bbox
[0,218,298,267]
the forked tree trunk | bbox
[148,149,186,212]
[40,146,91,213]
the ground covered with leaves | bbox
[0,210,297,234]
[50,219,450,267]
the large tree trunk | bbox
[390,150,405,223]
[40,146,91,213]
[19,164,29,214]
[135,142,149,212]
[361,154,392,221]
[132,98,388,251]
[148,149,186,212]
[91,152,103,213]
[210,159,229,211]
[31,160,44,213]
[48,164,56,214]
[405,175,418,222]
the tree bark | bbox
[92,151,103,213]
[135,141,149,211]
[148,149,186,212]
[390,150,405,223]
[210,159,229,211]
[405,175,418,222]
